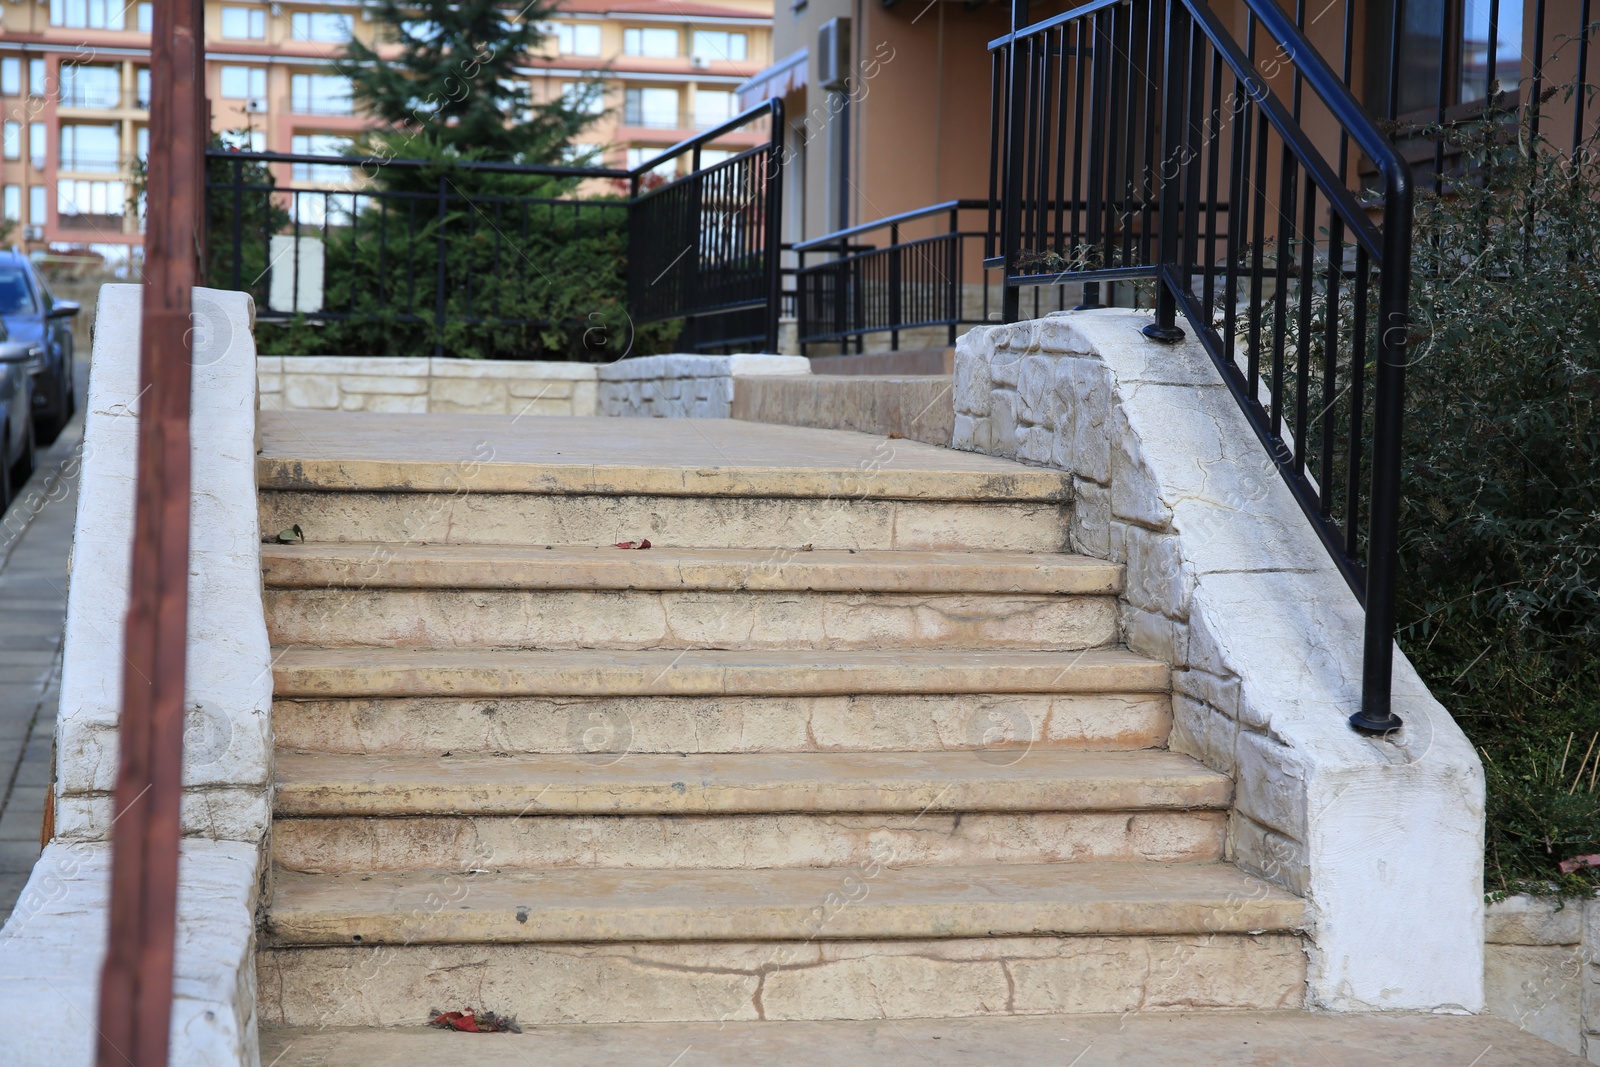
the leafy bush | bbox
[1397,106,1600,896]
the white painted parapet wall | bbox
[0,285,269,1065]
[597,353,810,418]
[952,308,1486,1013]
[259,355,601,416]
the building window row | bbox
[2,186,49,225]
[622,87,737,130]
[292,11,353,43]
[552,22,602,56]
[290,73,353,115]
[220,6,267,40]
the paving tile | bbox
[0,838,41,873]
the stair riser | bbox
[272,693,1174,755]
[256,935,1307,1027]
[271,811,1227,873]
[258,491,1072,553]
[263,589,1119,652]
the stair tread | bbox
[264,861,1306,944]
[261,542,1123,594]
[273,749,1230,816]
[273,646,1170,698]
[257,412,1073,501]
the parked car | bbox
[0,316,35,510]
[0,249,78,445]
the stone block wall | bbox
[258,356,600,415]
[1485,895,1600,1061]
[952,308,1486,1014]
[731,374,955,446]
[597,354,810,418]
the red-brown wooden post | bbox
[95,0,206,1061]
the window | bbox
[1390,0,1524,116]
[624,87,679,128]
[29,124,45,169]
[691,31,747,62]
[136,126,149,160]
[221,6,267,39]
[28,60,44,97]
[553,23,601,56]
[626,146,676,178]
[2,123,17,161]
[59,123,120,172]
[136,68,151,108]
[49,0,126,29]
[624,27,678,57]
[2,186,16,222]
[219,129,264,152]
[220,66,267,100]
[1,60,19,97]
[59,65,120,108]
[290,73,353,115]
[57,179,126,222]
[291,12,352,42]
[137,3,152,32]
[28,186,45,225]
[693,89,735,128]
[400,19,439,42]
[561,81,604,115]
[291,134,352,181]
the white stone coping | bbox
[259,355,601,380]
[0,840,260,1066]
[56,285,272,842]
[596,353,811,381]
[952,309,1485,1013]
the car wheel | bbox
[10,415,34,487]
[34,373,67,446]
[0,428,12,513]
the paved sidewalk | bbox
[0,368,87,923]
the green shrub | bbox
[1397,106,1600,896]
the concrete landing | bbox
[260,1012,1586,1066]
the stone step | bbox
[258,489,1070,552]
[261,544,1121,651]
[273,750,1229,818]
[272,809,1227,874]
[259,544,1121,595]
[271,690,1174,756]
[258,929,1307,1026]
[262,861,1305,946]
[271,647,1170,700]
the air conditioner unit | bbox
[247,97,268,112]
[817,18,851,91]
[691,55,710,69]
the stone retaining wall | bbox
[258,356,600,416]
[731,374,954,446]
[1485,895,1599,1061]
[951,308,1485,1014]
[597,354,810,418]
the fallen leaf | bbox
[799,543,813,552]
[428,1008,521,1034]
[886,432,904,440]
[263,524,304,545]
[1558,853,1600,874]
[614,539,652,549]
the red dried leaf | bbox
[613,539,652,550]
[1558,853,1600,874]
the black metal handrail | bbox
[989,0,1413,733]
[203,99,785,356]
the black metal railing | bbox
[204,100,785,357]
[629,100,785,353]
[989,0,1414,733]
[793,200,1077,353]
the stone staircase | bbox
[253,413,1306,1029]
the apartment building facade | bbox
[0,0,771,268]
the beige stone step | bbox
[272,691,1174,756]
[262,861,1305,945]
[262,544,1122,651]
[265,587,1119,651]
[258,930,1307,1026]
[273,750,1229,817]
[260,544,1121,594]
[271,647,1169,699]
[272,809,1227,873]
[256,412,1072,501]
[258,489,1070,552]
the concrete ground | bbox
[0,364,87,923]
[260,1011,1588,1066]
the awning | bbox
[736,48,808,111]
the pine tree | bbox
[343,0,599,163]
